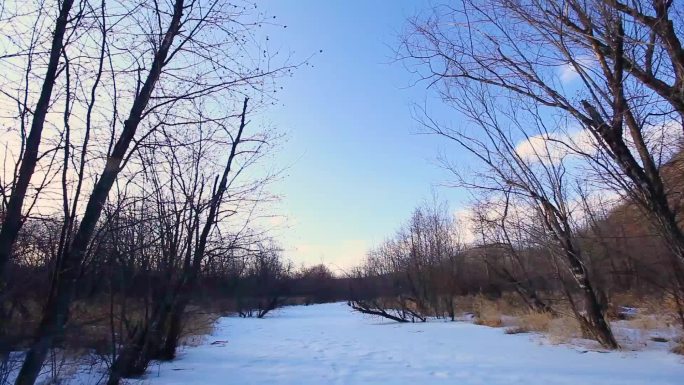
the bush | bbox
[672,338,684,355]
[473,296,503,327]
[547,316,582,345]
[515,311,553,333]
[179,309,219,347]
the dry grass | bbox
[505,310,576,341]
[672,338,684,355]
[5,297,221,355]
[462,295,582,345]
[627,313,671,331]
[454,292,683,349]
[630,293,684,316]
[609,295,681,345]
[179,309,220,347]
[547,315,583,345]
[607,292,641,317]
[514,311,554,333]
[472,295,503,327]
[608,292,682,321]
[458,294,580,344]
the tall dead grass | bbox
[452,293,532,327]
[382,291,682,350]
[472,295,504,327]
[461,295,587,345]
[672,338,684,355]
[179,308,220,347]
[4,298,220,355]
[513,311,553,333]
[546,316,582,344]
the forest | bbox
[1,0,684,384]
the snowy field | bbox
[131,302,684,385]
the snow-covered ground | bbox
[132,302,684,385]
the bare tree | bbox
[236,242,291,319]
[12,0,294,382]
[0,0,78,290]
[104,97,262,384]
[400,0,684,274]
[349,200,464,323]
[414,83,619,347]
[544,0,684,121]
[469,193,555,314]
[14,0,186,380]
[0,0,296,383]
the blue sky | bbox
[255,1,468,271]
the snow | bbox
[132,302,684,385]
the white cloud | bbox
[455,197,539,246]
[515,119,683,167]
[515,129,596,164]
[640,119,683,159]
[453,208,477,245]
[557,56,594,84]
[567,188,621,225]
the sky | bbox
[253,1,468,271]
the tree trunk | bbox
[106,290,175,385]
[158,300,186,361]
[541,200,618,349]
[562,240,619,349]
